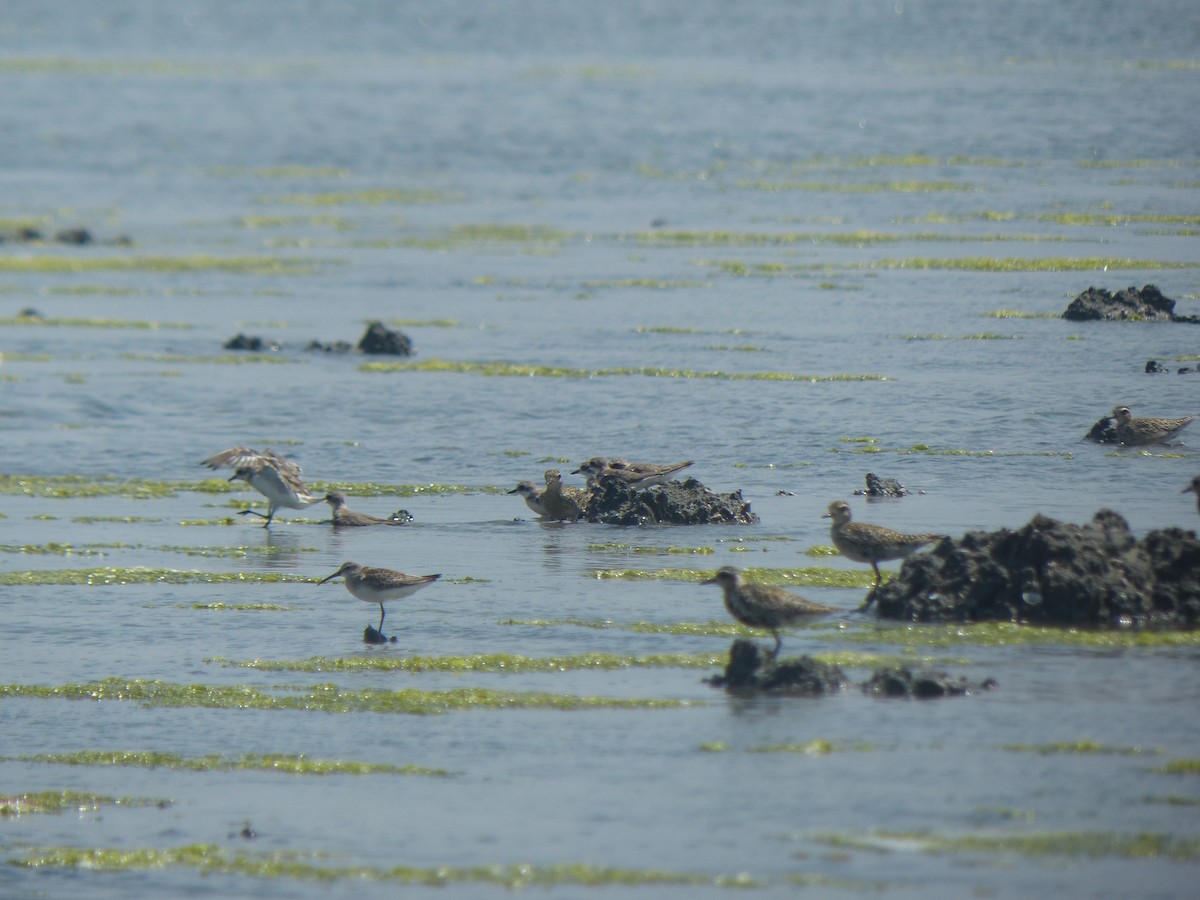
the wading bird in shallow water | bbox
[539,469,585,521]
[201,447,323,527]
[572,456,693,489]
[1111,405,1199,446]
[701,566,835,657]
[1183,476,1200,514]
[507,480,546,517]
[317,561,441,641]
[824,500,947,589]
[323,490,409,527]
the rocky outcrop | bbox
[1083,415,1120,444]
[357,320,413,356]
[862,666,996,698]
[223,333,281,352]
[855,472,908,498]
[870,509,1200,628]
[707,640,847,694]
[1063,284,1200,324]
[584,477,759,526]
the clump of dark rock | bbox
[862,666,996,698]
[357,320,413,356]
[386,509,415,525]
[1145,359,1168,373]
[870,509,1200,628]
[1083,415,1120,444]
[707,640,847,694]
[223,333,281,352]
[306,339,354,353]
[855,472,908,498]
[55,227,92,245]
[1063,284,1200,324]
[584,477,759,526]
[17,308,44,320]
[1,226,130,246]
[363,625,397,644]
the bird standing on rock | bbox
[701,565,836,656]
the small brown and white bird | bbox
[201,447,323,527]
[324,490,408,527]
[317,561,441,637]
[1183,476,1200,514]
[824,500,946,587]
[540,469,586,521]
[1111,405,1199,446]
[507,481,546,517]
[572,456,693,489]
[701,566,836,656]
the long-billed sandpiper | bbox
[1184,476,1200,514]
[701,565,835,656]
[201,447,323,527]
[1111,405,1199,446]
[572,456,694,489]
[324,490,407,527]
[317,561,441,639]
[540,469,585,521]
[508,480,546,517]
[824,500,947,587]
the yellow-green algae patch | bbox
[981,309,1061,318]
[0,255,316,275]
[360,358,887,382]
[0,678,693,715]
[590,566,877,589]
[0,568,315,586]
[825,622,1200,649]
[905,333,1017,341]
[9,750,449,777]
[586,542,715,555]
[814,830,1200,861]
[1153,759,1200,775]
[266,188,455,206]
[0,474,192,498]
[748,740,876,754]
[736,180,973,193]
[207,652,725,674]
[0,791,167,817]
[867,256,1200,272]
[121,352,298,365]
[0,315,192,329]
[1001,741,1162,756]
[0,542,127,556]
[7,845,757,888]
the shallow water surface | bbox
[2,2,1199,898]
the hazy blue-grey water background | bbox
[2,1,1199,897]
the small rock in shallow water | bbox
[862,666,996,698]
[357,320,413,356]
[707,640,847,694]
[855,472,908,498]
[585,477,759,526]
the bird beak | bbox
[227,473,240,482]
[317,566,345,585]
[700,576,716,585]
[821,513,831,519]
[507,488,519,494]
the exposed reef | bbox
[584,477,759,526]
[1062,284,1200,324]
[854,472,909,498]
[870,509,1200,628]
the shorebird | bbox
[701,566,835,656]
[572,456,693,489]
[317,561,441,638]
[540,469,586,521]
[508,480,546,517]
[1111,405,1199,446]
[1183,476,1200,514]
[324,490,408,527]
[201,447,322,527]
[824,500,947,588]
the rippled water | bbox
[2,1,1199,897]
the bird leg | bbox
[770,630,782,659]
[871,561,882,586]
[378,604,386,634]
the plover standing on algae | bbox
[701,566,836,656]
[572,456,693,489]
[317,561,441,641]
[824,500,947,588]
[1111,405,1199,446]
[508,480,547,517]
[1183,476,1200,514]
[324,490,409,527]
[540,469,586,521]
[201,447,323,526]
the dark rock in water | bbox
[357,320,413,356]
[18,307,44,320]
[363,625,396,644]
[1145,359,1168,373]
[306,339,354,353]
[387,509,415,525]
[871,509,1200,628]
[223,333,280,352]
[708,640,847,694]
[584,476,759,525]
[862,666,996,698]
[856,472,908,498]
[1062,284,1196,323]
[55,227,93,245]
[1083,415,1120,444]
